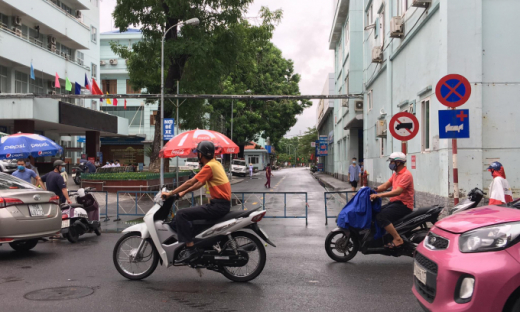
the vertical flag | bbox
[124,99,127,110]
[55,73,61,88]
[106,92,112,105]
[74,82,81,95]
[91,78,103,95]
[84,73,91,90]
[30,63,35,80]
[113,97,118,106]
[65,77,72,91]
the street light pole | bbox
[229,99,233,178]
[160,18,199,186]
[176,80,179,187]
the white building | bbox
[0,0,128,166]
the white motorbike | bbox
[112,190,275,282]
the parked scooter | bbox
[438,187,486,220]
[72,163,87,185]
[61,187,101,243]
[112,189,275,282]
[325,205,443,262]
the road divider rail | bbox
[324,191,357,225]
[115,191,197,221]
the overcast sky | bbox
[99,0,333,138]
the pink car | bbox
[413,206,520,312]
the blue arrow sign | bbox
[438,109,470,139]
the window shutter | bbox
[374,17,380,38]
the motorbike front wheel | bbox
[113,232,159,280]
[220,231,266,282]
[73,175,81,185]
[325,230,359,262]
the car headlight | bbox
[459,222,520,253]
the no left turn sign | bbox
[389,112,420,141]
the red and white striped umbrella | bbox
[159,129,239,158]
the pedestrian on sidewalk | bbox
[348,157,360,192]
[265,163,274,188]
[249,163,253,178]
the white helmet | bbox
[388,152,407,162]
[77,188,85,198]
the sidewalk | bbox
[313,172,352,191]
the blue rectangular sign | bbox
[438,109,470,139]
[163,118,175,141]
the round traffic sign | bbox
[389,112,419,141]
[435,74,471,108]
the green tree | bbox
[111,1,281,170]
[297,127,318,162]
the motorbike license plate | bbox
[61,219,70,228]
[414,261,427,284]
[28,204,44,217]
[72,173,76,178]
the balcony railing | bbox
[43,0,89,29]
[0,23,89,70]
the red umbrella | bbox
[159,129,239,158]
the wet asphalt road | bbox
[0,168,422,312]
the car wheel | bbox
[9,239,38,252]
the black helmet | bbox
[196,141,215,159]
[53,160,66,168]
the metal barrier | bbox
[324,191,357,225]
[68,190,109,222]
[231,192,308,225]
[115,191,198,221]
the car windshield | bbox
[233,160,246,166]
[0,173,37,190]
[186,158,199,163]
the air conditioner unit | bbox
[13,16,21,26]
[109,59,118,65]
[355,101,363,112]
[372,46,383,63]
[48,36,57,45]
[341,99,348,108]
[76,11,82,19]
[390,16,404,38]
[376,119,387,137]
[14,28,22,37]
[412,0,432,7]
[100,60,106,66]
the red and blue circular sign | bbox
[435,74,471,108]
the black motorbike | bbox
[325,205,443,262]
[438,187,486,220]
[72,163,88,185]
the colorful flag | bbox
[65,77,72,91]
[74,82,81,95]
[106,92,112,105]
[113,97,118,106]
[91,78,103,95]
[30,63,35,80]
[124,99,127,110]
[55,73,60,88]
[84,73,90,90]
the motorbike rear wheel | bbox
[325,230,359,262]
[73,175,81,185]
[113,232,159,280]
[220,231,266,282]
[65,226,79,243]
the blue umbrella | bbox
[0,133,63,160]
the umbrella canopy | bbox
[159,129,239,158]
[0,133,63,160]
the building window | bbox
[91,63,97,78]
[15,71,28,93]
[29,77,44,94]
[367,90,373,112]
[344,75,349,95]
[102,79,117,94]
[380,8,385,46]
[91,26,97,43]
[421,98,431,151]
[76,51,84,65]
[150,110,158,125]
[344,21,349,44]
[379,138,385,157]
[248,155,259,165]
[101,106,144,126]
[398,0,409,16]
[0,65,7,93]
[126,80,140,94]
[91,100,97,110]
[367,3,373,25]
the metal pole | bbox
[229,100,234,178]
[176,80,179,187]
[160,34,165,186]
[452,137,459,205]
[401,141,407,154]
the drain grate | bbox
[24,286,95,301]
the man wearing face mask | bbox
[369,152,414,248]
[12,159,45,189]
[41,160,72,204]
[487,161,513,205]
[162,141,231,264]
[347,157,360,192]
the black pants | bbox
[175,199,230,243]
[376,201,412,228]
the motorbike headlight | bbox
[459,222,520,253]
